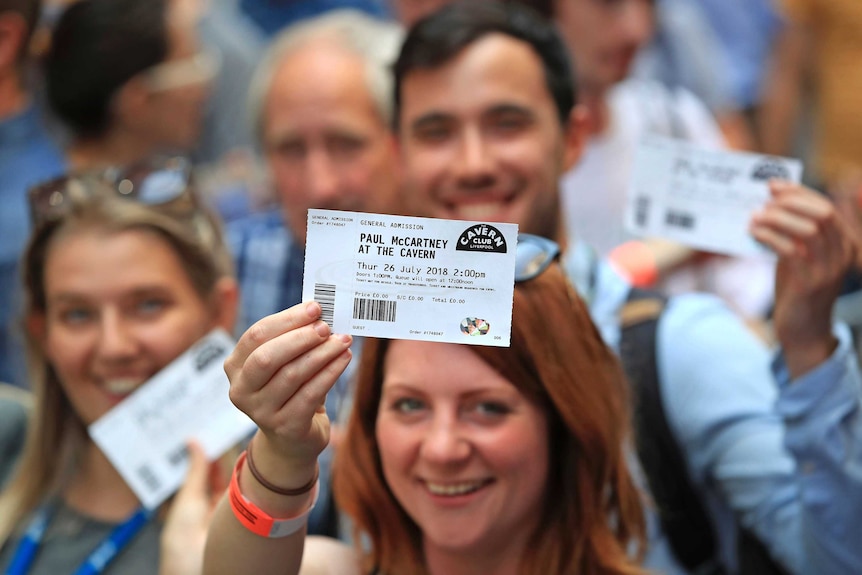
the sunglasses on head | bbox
[28,156,196,228]
[515,233,561,282]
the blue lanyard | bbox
[5,503,152,575]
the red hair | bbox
[334,263,647,574]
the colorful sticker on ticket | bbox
[302,210,518,347]
[625,135,803,257]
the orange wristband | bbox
[228,451,319,538]
[608,241,658,287]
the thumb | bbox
[178,440,209,497]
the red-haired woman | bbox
[205,235,649,575]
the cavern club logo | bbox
[455,224,508,253]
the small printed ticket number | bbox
[302,209,519,347]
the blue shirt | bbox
[0,103,66,387]
[238,0,389,37]
[564,241,862,574]
[691,0,784,109]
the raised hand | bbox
[225,301,352,482]
[750,181,858,377]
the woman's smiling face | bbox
[38,227,217,425]
[375,340,550,556]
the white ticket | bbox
[302,209,518,347]
[89,329,255,509]
[624,135,803,256]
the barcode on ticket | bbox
[665,210,696,230]
[136,465,162,493]
[634,196,650,227]
[314,283,336,326]
[167,444,189,467]
[353,298,397,322]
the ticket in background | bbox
[302,209,518,347]
[624,135,803,256]
[89,329,255,509]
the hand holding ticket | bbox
[625,136,803,256]
[302,209,518,346]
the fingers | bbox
[750,181,835,258]
[229,331,352,424]
[178,441,209,497]
[225,301,323,378]
[223,300,354,448]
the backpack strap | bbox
[620,288,724,575]
[621,288,790,575]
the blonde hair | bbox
[0,191,233,545]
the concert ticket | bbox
[302,209,518,347]
[625,135,803,256]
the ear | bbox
[112,75,151,127]
[208,277,239,333]
[561,104,589,172]
[0,12,27,71]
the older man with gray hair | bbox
[227,9,404,536]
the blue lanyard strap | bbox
[5,504,153,575]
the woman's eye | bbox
[393,397,426,413]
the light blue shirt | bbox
[564,241,862,574]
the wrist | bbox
[608,241,658,287]
[253,432,319,486]
[229,452,319,538]
[783,335,838,380]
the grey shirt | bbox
[0,500,163,575]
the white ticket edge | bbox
[302,209,518,347]
[624,135,803,257]
[89,329,255,509]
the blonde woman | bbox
[0,157,238,575]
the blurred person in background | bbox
[760,0,862,351]
[761,0,862,194]
[43,0,215,172]
[227,9,403,535]
[390,0,776,320]
[0,0,65,388]
[0,157,239,574]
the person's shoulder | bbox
[612,78,721,144]
[300,536,362,575]
[225,208,293,248]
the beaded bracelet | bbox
[246,436,319,496]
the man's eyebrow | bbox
[410,112,455,130]
[484,103,535,118]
